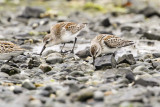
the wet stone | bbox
[76,47,90,58]
[13,86,23,94]
[73,88,94,102]
[117,54,136,65]
[135,78,160,87]
[39,64,52,73]
[101,17,111,27]
[46,53,63,64]
[22,81,36,90]
[94,54,116,70]
[94,91,104,101]
[18,6,45,18]
[28,56,41,69]
[0,64,20,76]
[70,71,84,77]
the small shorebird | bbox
[90,34,134,65]
[40,22,87,55]
[0,41,24,61]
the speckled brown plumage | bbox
[0,41,24,53]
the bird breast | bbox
[61,31,78,43]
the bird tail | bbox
[122,40,134,47]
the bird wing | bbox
[0,41,24,53]
[103,35,134,48]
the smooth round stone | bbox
[94,91,104,101]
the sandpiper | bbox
[90,34,134,65]
[40,22,87,55]
[0,41,24,61]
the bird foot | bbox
[70,50,74,53]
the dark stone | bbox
[139,6,160,18]
[117,54,136,65]
[28,56,41,69]
[18,6,45,19]
[39,64,52,73]
[103,68,133,82]
[74,88,94,102]
[101,17,111,27]
[64,80,80,93]
[13,87,23,94]
[22,81,36,90]
[153,53,160,58]
[46,53,63,64]
[94,91,104,101]
[76,47,90,58]
[13,55,27,63]
[95,54,116,70]
[40,90,50,97]
[142,31,160,41]
[125,72,135,83]
[46,71,57,75]
[70,71,84,77]
[0,64,20,76]
[135,78,159,87]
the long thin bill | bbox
[40,44,46,56]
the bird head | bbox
[40,34,54,55]
[90,44,101,65]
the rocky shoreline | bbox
[0,1,160,107]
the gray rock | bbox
[72,88,94,102]
[95,54,116,70]
[22,81,36,90]
[28,56,41,69]
[101,17,111,27]
[142,30,160,41]
[0,64,20,75]
[135,78,160,87]
[70,71,84,77]
[94,91,104,101]
[117,54,136,65]
[153,53,160,58]
[40,90,50,97]
[46,53,63,64]
[63,80,80,93]
[133,66,150,74]
[103,68,133,83]
[77,77,89,82]
[18,6,45,18]
[125,72,135,83]
[13,86,23,94]
[39,64,52,73]
[139,6,160,18]
[76,47,90,58]
[13,55,27,63]
[46,70,57,75]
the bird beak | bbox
[92,56,95,65]
[40,43,46,56]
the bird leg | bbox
[60,43,66,53]
[71,37,77,53]
[6,56,14,63]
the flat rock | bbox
[18,6,45,18]
[76,47,90,58]
[0,64,20,76]
[46,53,63,64]
[117,54,136,65]
[95,54,116,70]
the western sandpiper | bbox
[0,41,24,61]
[90,34,134,65]
[40,22,87,55]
